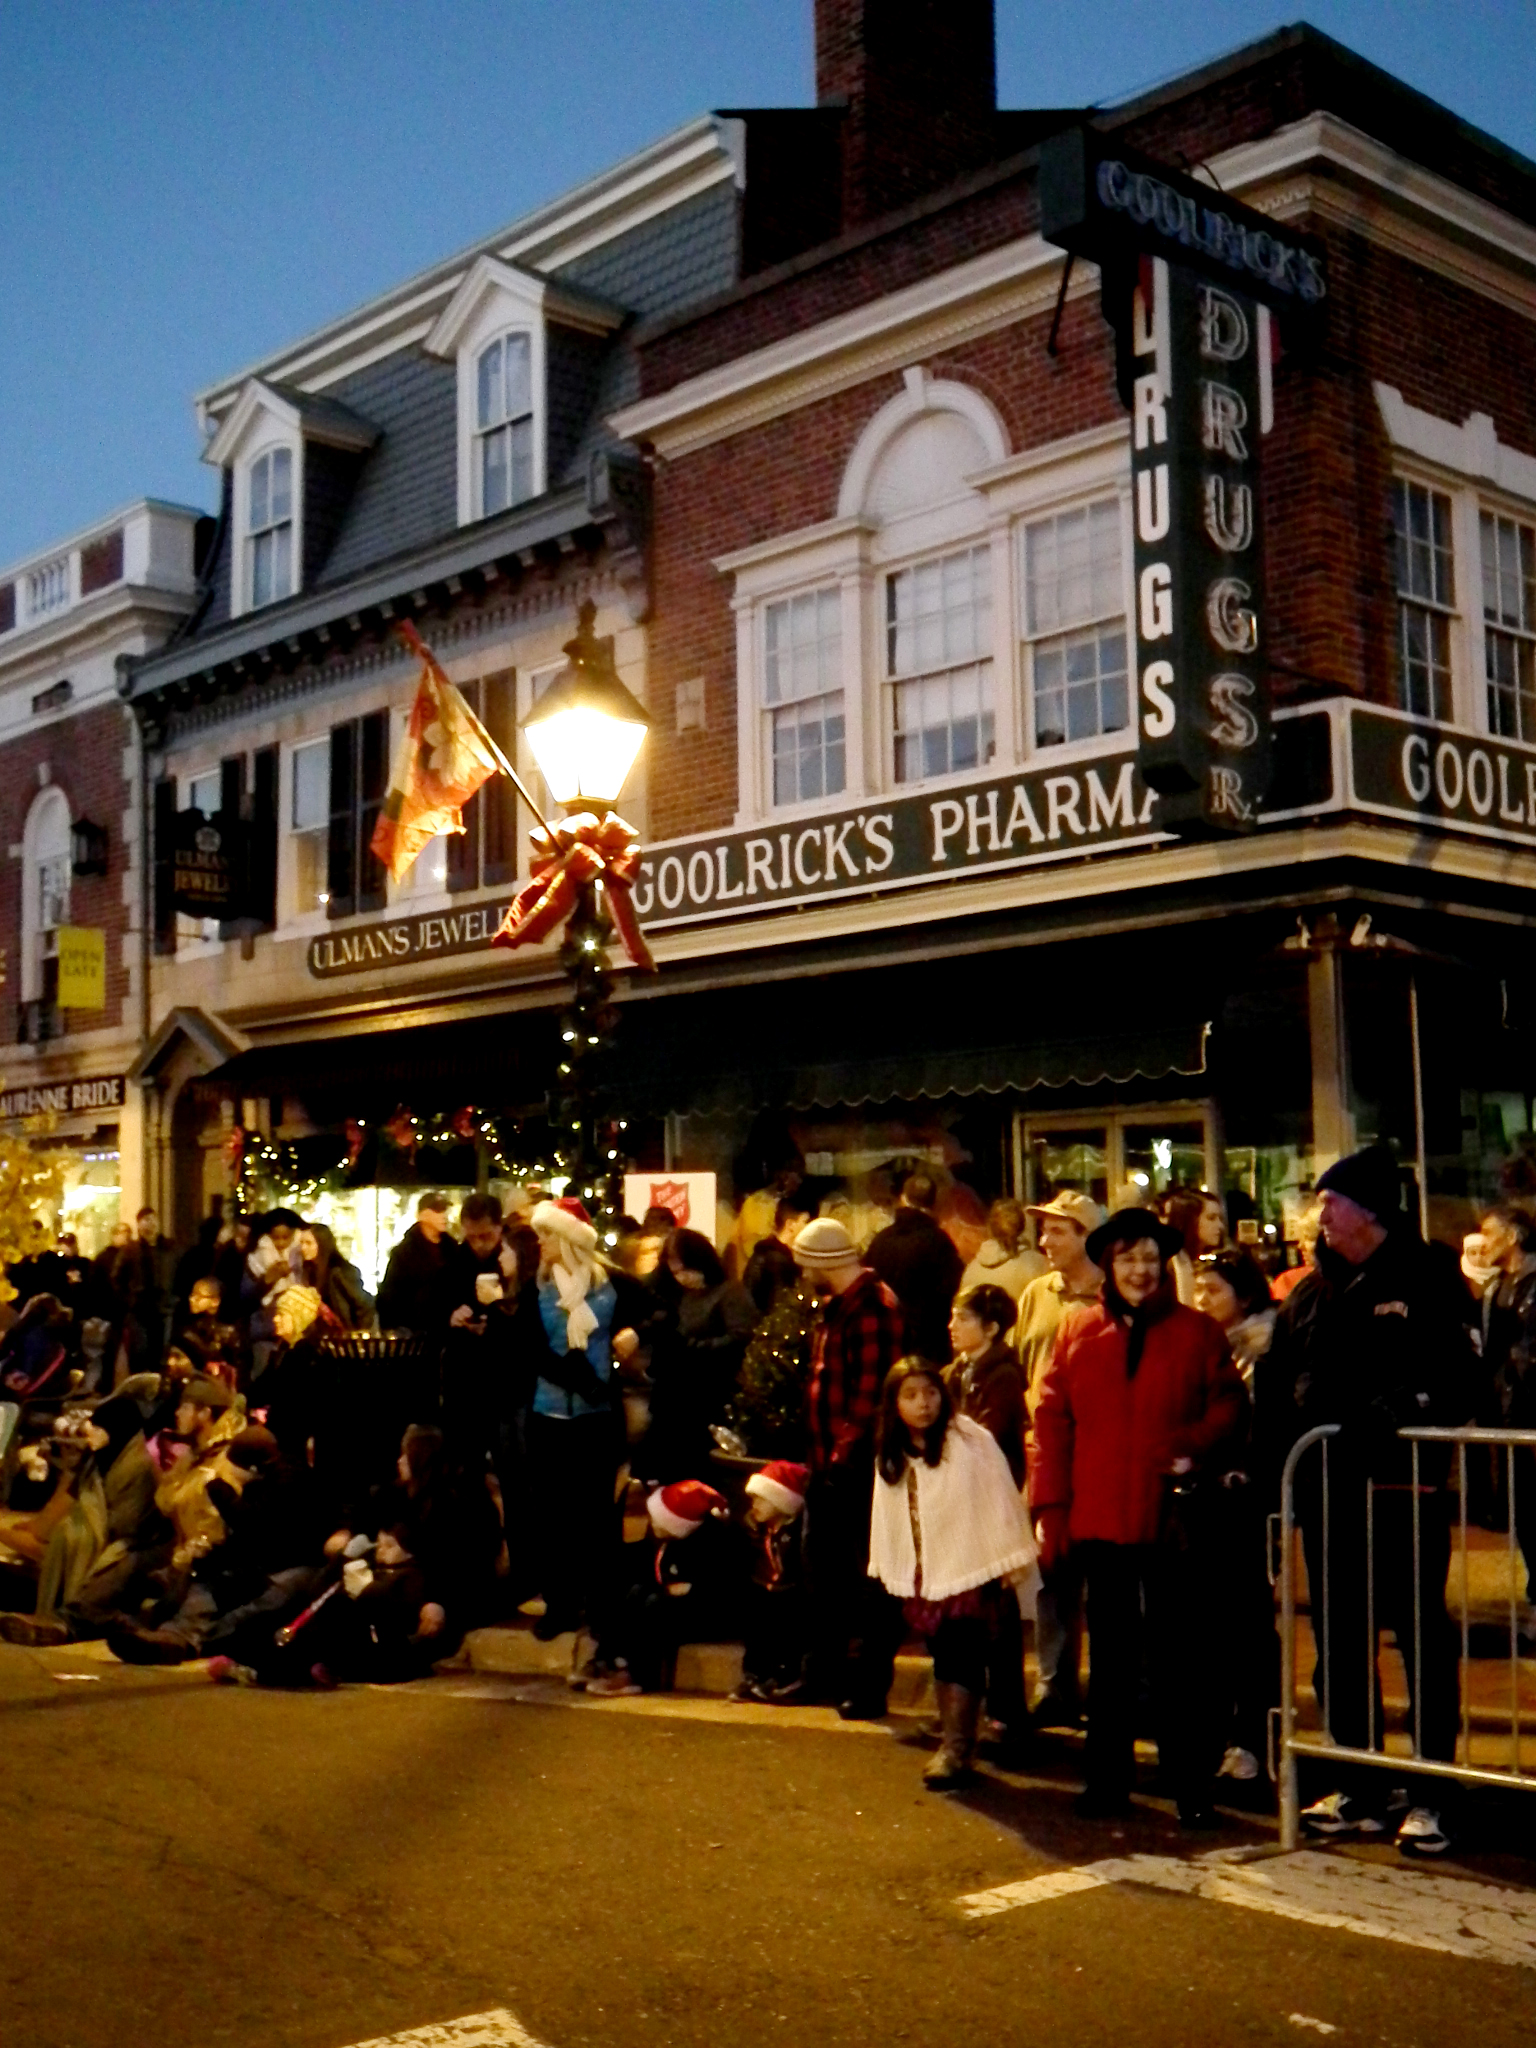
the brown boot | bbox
[924,1682,980,1790]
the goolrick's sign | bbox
[1040,129,1327,838]
[304,712,1336,975]
[1349,705,1536,843]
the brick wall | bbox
[0,701,134,1034]
[640,44,1536,844]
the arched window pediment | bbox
[837,367,1009,523]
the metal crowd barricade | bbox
[1273,1421,1536,1849]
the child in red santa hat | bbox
[586,1478,744,1695]
[730,1460,811,1704]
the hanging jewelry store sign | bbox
[1039,129,1327,836]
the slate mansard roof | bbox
[129,129,742,706]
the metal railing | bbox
[1273,1422,1536,1849]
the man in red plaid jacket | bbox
[794,1217,909,1716]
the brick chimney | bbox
[815,0,998,228]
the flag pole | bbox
[481,730,553,837]
[392,619,553,835]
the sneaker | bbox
[1218,1746,1260,1782]
[206,1656,257,1687]
[1032,1690,1083,1730]
[587,1668,643,1697]
[1396,1807,1450,1857]
[567,1654,604,1692]
[728,1676,771,1704]
[1300,1791,1386,1836]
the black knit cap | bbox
[1315,1143,1402,1223]
[1085,1206,1185,1270]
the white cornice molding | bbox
[611,233,1081,458]
[423,254,625,360]
[637,817,1536,972]
[204,379,376,469]
[611,109,1536,461]
[1375,381,1536,502]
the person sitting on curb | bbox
[731,1460,811,1703]
[586,1480,742,1696]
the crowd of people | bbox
[0,1146,1527,1857]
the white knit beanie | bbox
[792,1216,858,1269]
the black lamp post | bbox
[520,603,650,1223]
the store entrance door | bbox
[1016,1101,1219,1209]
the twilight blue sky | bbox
[2,0,1533,567]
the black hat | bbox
[1315,1144,1402,1223]
[1085,1207,1185,1269]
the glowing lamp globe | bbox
[523,602,649,812]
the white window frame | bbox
[473,331,536,519]
[229,434,303,620]
[20,785,71,1004]
[1374,386,1536,736]
[287,735,331,924]
[423,256,626,531]
[882,542,996,788]
[176,767,224,953]
[720,388,1143,826]
[970,420,1135,771]
[243,443,297,613]
[1481,504,1536,744]
[719,517,875,826]
[1389,471,1461,725]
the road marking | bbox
[957,1849,1536,1968]
[340,2010,548,2047]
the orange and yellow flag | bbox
[371,621,501,883]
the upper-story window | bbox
[248,447,294,609]
[1023,499,1129,749]
[21,786,71,1006]
[887,545,993,782]
[476,335,534,516]
[1482,510,1536,743]
[1391,478,1455,722]
[765,588,844,807]
[290,737,330,916]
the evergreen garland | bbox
[731,1282,817,1458]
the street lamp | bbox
[522,602,649,815]
[517,602,651,1227]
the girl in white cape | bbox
[869,1357,1037,1789]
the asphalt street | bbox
[2,1643,1534,2048]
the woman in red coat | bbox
[1029,1207,1247,1826]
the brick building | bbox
[122,1,1536,1263]
[600,6,1536,1248]
[0,503,202,1242]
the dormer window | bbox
[248,447,294,608]
[425,253,623,530]
[477,334,534,516]
[204,379,376,620]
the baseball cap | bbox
[1026,1191,1103,1233]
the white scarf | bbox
[869,1413,1037,1604]
[546,1241,600,1352]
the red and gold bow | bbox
[493,812,655,972]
